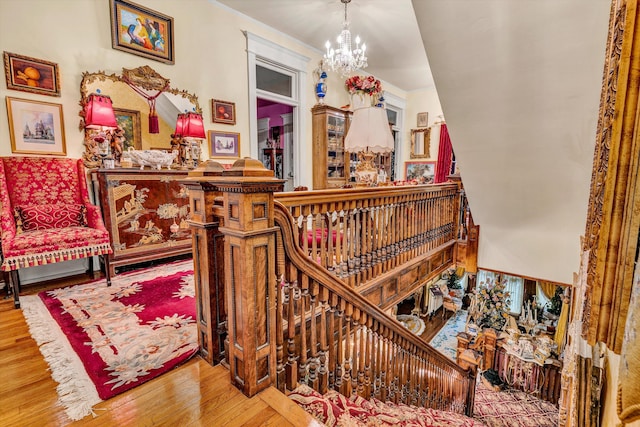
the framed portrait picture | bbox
[211,99,236,125]
[113,108,142,150]
[3,52,61,97]
[405,161,436,184]
[209,130,240,158]
[6,97,66,156]
[417,112,428,128]
[109,0,174,64]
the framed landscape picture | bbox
[113,107,142,150]
[211,99,236,125]
[3,52,61,97]
[6,97,66,155]
[405,161,436,184]
[109,0,174,64]
[209,130,240,158]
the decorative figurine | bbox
[314,62,328,104]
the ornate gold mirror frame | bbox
[410,128,431,159]
[79,65,201,168]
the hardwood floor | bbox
[0,276,322,427]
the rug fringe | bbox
[21,295,102,421]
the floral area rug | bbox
[20,259,197,421]
[289,384,485,426]
[429,309,468,361]
[473,380,558,427]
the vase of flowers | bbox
[345,75,382,110]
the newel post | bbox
[215,159,284,396]
[182,162,227,365]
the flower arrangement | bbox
[345,75,382,96]
[474,277,511,330]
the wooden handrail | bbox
[276,184,460,289]
[273,200,476,416]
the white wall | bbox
[412,0,610,284]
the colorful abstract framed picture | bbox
[3,52,61,97]
[211,99,236,125]
[6,97,67,155]
[209,130,240,158]
[405,161,436,184]
[109,0,174,64]
[113,107,142,150]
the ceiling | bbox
[214,0,432,92]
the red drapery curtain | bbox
[434,123,452,183]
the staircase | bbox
[184,165,478,419]
[289,384,484,426]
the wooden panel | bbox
[94,169,192,275]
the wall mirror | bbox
[410,128,431,159]
[79,65,201,168]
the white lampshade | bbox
[344,106,394,153]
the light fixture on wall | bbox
[175,112,206,168]
[84,92,118,168]
[323,0,367,76]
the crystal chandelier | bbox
[323,0,368,76]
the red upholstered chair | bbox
[0,157,112,308]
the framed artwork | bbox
[211,99,236,125]
[6,97,66,155]
[109,0,174,64]
[113,108,142,150]
[209,130,240,158]
[3,52,61,97]
[417,112,428,128]
[405,161,436,184]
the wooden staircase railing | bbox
[276,185,459,290]
[182,159,477,417]
[273,201,476,416]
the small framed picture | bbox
[3,52,61,97]
[6,97,66,156]
[113,108,142,150]
[209,130,240,158]
[417,112,428,128]
[405,161,436,184]
[211,99,236,125]
[109,0,174,64]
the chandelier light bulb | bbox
[323,0,368,76]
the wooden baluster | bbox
[286,276,298,390]
[274,228,286,392]
[327,293,337,390]
[334,302,344,392]
[307,280,319,390]
[342,304,353,397]
[318,286,329,394]
[364,317,372,399]
[356,311,366,397]
[298,274,309,384]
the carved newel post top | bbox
[226,157,274,177]
[188,160,226,177]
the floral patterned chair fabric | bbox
[0,157,112,308]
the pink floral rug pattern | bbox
[21,260,197,420]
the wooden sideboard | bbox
[93,169,192,276]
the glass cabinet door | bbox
[327,115,345,181]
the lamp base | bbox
[354,151,378,187]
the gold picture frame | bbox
[3,51,61,97]
[6,97,66,156]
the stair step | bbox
[289,384,485,426]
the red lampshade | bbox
[84,93,118,129]
[180,112,206,139]
[175,113,186,136]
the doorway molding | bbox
[245,32,310,188]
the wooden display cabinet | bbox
[312,104,352,189]
[93,169,192,276]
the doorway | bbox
[257,99,294,191]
